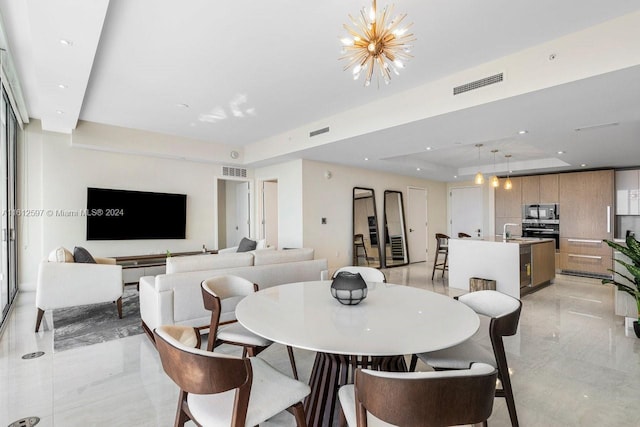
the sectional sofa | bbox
[139,248,329,341]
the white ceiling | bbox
[1,0,640,181]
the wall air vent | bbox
[453,73,503,95]
[222,166,247,178]
[309,126,330,137]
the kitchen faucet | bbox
[503,223,518,240]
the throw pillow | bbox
[236,237,257,252]
[73,246,97,263]
[48,246,75,263]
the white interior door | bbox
[220,180,251,248]
[262,181,278,248]
[236,181,250,241]
[451,186,483,238]
[406,187,428,263]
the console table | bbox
[114,250,218,284]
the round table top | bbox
[235,281,479,356]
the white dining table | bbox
[236,280,479,427]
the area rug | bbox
[52,287,143,352]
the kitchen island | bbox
[449,236,555,298]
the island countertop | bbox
[448,237,556,298]
[457,236,555,245]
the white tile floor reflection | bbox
[1,263,639,426]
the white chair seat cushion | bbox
[339,384,395,427]
[416,315,496,369]
[217,322,273,347]
[188,357,310,426]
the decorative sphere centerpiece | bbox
[330,271,368,305]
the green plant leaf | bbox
[604,239,639,264]
[626,234,640,260]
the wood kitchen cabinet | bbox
[521,174,559,204]
[558,170,614,277]
[521,176,540,204]
[531,240,555,286]
[539,174,559,203]
[495,176,522,218]
[495,176,522,237]
[559,170,614,239]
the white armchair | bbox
[35,257,124,332]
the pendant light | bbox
[474,144,484,185]
[504,154,513,190]
[490,149,499,188]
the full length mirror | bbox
[383,190,409,267]
[352,187,381,268]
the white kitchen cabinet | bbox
[616,170,640,215]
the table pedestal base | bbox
[304,352,407,427]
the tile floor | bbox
[1,262,639,426]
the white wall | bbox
[18,120,234,291]
[301,160,448,272]
[254,160,303,249]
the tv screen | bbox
[86,187,187,240]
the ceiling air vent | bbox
[453,73,503,95]
[222,166,247,178]
[309,126,330,137]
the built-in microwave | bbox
[523,204,559,221]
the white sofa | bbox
[217,238,267,254]
[35,256,123,332]
[139,248,328,340]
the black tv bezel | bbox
[86,187,187,240]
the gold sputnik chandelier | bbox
[340,0,415,86]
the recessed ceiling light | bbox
[416,168,421,171]
[518,130,528,135]
[425,147,432,151]
[581,163,587,167]
[56,110,64,114]
[557,151,565,155]
[57,84,67,89]
[364,157,369,161]
[59,39,73,46]
[176,103,190,108]
[453,175,458,179]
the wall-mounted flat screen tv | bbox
[86,187,187,240]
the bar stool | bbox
[431,233,449,279]
[353,234,369,265]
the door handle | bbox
[409,228,414,232]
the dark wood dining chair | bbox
[154,325,310,427]
[431,233,449,279]
[410,290,523,427]
[458,232,472,238]
[201,275,299,379]
[338,362,498,426]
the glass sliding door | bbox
[7,95,18,301]
[0,88,18,325]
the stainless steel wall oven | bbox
[522,204,559,249]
